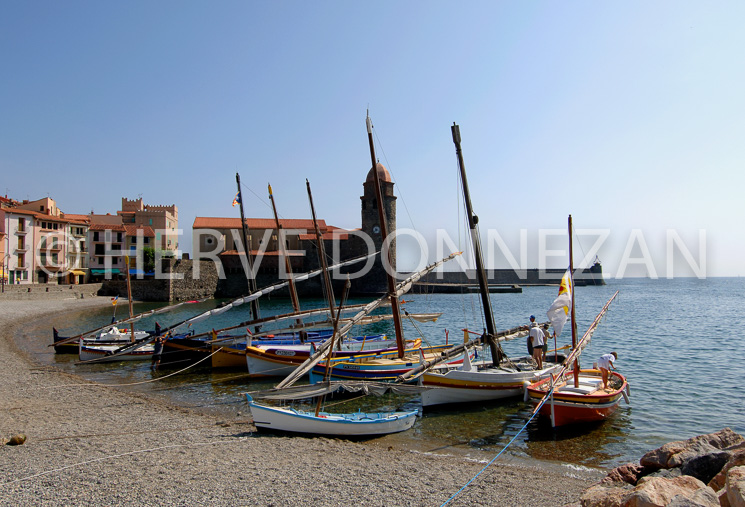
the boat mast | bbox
[236,172,261,327]
[569,214,579,388]
[451,123,502,366]
[124,255,135,343]
[268,184,301,316]
[366,112,405,358]
[306,179,336,323]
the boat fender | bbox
[522,381,531,402]
[623,384,631,404]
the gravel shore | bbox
[0,297,602,506]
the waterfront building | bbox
[118,198,178,253]
[193,163,397,295]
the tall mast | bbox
[306,179,336,322]
[569,214,579,387]
[366,113,405,358]
[268,184,301,315]
[125,255,135,343]
[236,172,261,325]
[451,123,502,366]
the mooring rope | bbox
[39,347,223,389]
[440,390,555,506]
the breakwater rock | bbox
[578,428,745,507]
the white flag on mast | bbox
[546,270,572,337]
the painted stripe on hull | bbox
[247,399,416,436]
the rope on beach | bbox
[3,436,250,486]
[38,348,224,389]
[440,393,554,507]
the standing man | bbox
[529,316,545,369]
[152,334,165,371]
[598,352,618,389]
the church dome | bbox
[365,162,392,183]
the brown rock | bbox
[718,488,731,507]
[641,429,744,470]
[623,475,711,507]
[7,433,27,445]
[726,466,745,507]
[580,483,633,507]
[603,464,650,486]
[667,487,720,506]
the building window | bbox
[117,233,123,242]
[17,254,24,268]
[144,237,149,244]
[18,219,25,232]
[93,231,99,241]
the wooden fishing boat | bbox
[525,215,627,428]
[243,335,402,376]
[526,369,629,427]
[245,394,417,436]
[407,124,566,407]
[308,344,469,383]
[79,342,156,362]
[420,352,564,406]
[53,326,152,354]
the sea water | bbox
[19,277,745,468]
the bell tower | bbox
[358,162,397,292]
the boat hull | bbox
[526,370,628,427]
[246,396,417,436]
[421,358,563,407]
[309,345,467,383]
[79,344,155,362]
[245,337,406,378]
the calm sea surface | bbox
[17,277,745,469]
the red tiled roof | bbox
[297,232,349,241]
[124,225,155,237]
[193,217,328,231]
[219,250,304,257]
[89,223,127,232]
[62,214,91,222]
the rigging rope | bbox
[39,348,224,389]
[440,391,555,506]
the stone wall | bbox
[0,283,103,301]
[100,260,219,302]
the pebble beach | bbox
[0,297,602,506]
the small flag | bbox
[232,192,241,207]
[111,296,118,306]
[245,327,253,336]
[546,270,572,337]
[268,184,273,197]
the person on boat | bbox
[152,334,166,371]
[526,315,536,355]
[528,318,545,369]
[598,352,618,389]
[541,323,553,363]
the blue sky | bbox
[2,1,743,277]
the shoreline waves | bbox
[0,297,601,506]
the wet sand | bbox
[0,297,602,506]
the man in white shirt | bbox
[529,318,545,369]
[598,352,618,389]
